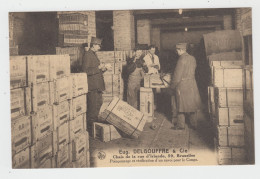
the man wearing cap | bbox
[170,43,202,130]
[82,37,107,132]
[126,44,148,109]
[143,45,161,74]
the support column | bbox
[151,27,161,50]
[137,19,151,45]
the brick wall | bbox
[113,10,135,50]
[137,19,151,45]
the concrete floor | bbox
[89,109,218,167]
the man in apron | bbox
[170,43,202,130]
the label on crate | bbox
[70,95,87,119]
[69,114,85,142]
[56,122,69,149]
[72,132,87,161]
[10,56,27,89]
[11,116,31,154]
[10,87,31,119]
[32,82,50,112]
[49,55,71,81]
[31,107,53,143]
[53,100,70,129]
[27,55,50,84]
[71,73,88,97]
[12,147,30,169]
[50,76,72,104]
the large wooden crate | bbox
[69,114,86,143]
[55,144,70,168]
[11,115,31,154]
[70,94,87,119]
[203,30,242,57]
[30,132,53,168]
[31,106,53,144]
[71,131,88,161]
[10,87,31,119]
[50,76,72,104]
[216,107,244,126]
[12,147,31,169]
[144,74,169,88]
[214,87,243,107]
[100,97,146,139]
[93,122,121,142]
[10,56,27,89]
[211,67,243,88]
[49,54,71,81]
[27,55,50,84]
[31,82,51,112]
[53,121,69,154]
[52,100,70,130]
[71,73,88,97]
[216,125,245,147]
[140,87,154,123]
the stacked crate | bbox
[56,12,89,73]
[203,30,247,165]
[10,54,90,168]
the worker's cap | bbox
[91,37,102,45]
[176,43,187,49]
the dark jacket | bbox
[170,52,201,112]
[126,56,148,74]
[82,49,105,92]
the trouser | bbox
[171,95,198,129]
[87,90,103,127]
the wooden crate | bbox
[10,56,27,89]
[214,87,243,107]
[71,73,88,97]
[203,30,242,57]
[216,126,245,147]
[30,132,53,168]
[53,121,69,154]
[93,122,121,142]
[50,76,72,104]
[208,52,242,62]
[232,147,247,164]
[10,87,31,119]
[71,131,88,161]
[52,100,70,130]
[38,157,54,168]
[70,94,87,119]
[55,144,70,168]
[216,107,244,126]
[72,153,87,168]
[31,82,51,112]
[11,115,31,154]
[31,106,53,144]
[27,55,50,84]
[49,54,71,81]
[96,51,115,63]
[100,97,146,139]
[12,147,31,169]
[69,114,85,142]
[103,74,121,97]
[208,86,216,118]
[211,67,243,88]
[140,87,154,123]
[144,74,169,88]
[216,146,232,165]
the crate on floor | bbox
[12,147,31,169]
[55,144,70,168]
[11,115,31,154]
[71,73,88,97]
[49,54,71,81]
[71,131,89,162]
[140,87,154,123]
[216,107,244,126]
[10,56,27,89]
[93,122,121,142]
[10,87,31,119]
[99,97,146,139]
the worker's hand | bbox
[98,63,105,70]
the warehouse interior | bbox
[9,8,254,168]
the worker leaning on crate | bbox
[82,37,107,132]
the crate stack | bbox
[10,54,90,168]
[56,12,89,73]
[203,30,247,165]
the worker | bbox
[82,37,107,132]
[143,45,161,74]
[170,43,202,130]
[126,45,148,109]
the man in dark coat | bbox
[170,43,202,130]
[82,37,107,131]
